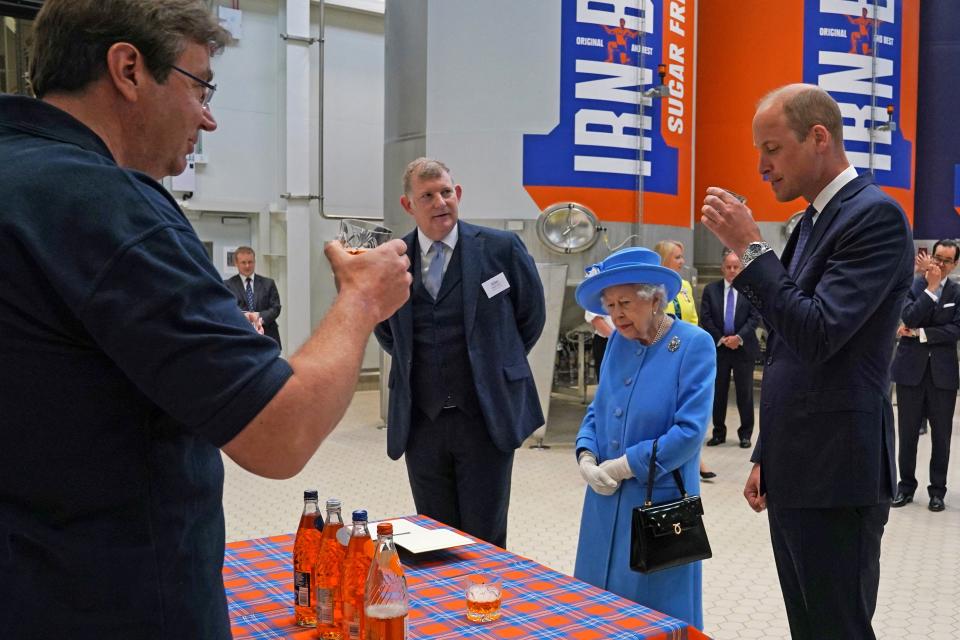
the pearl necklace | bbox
[645,313,670,346]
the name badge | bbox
[482,272,510,298]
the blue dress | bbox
[574,319,716,629]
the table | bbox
[225,514,710,639]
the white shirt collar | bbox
[241,273,255,284]
[418,223,459,259]
[811,165,858,219]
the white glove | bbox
[578,451,620,496]
[599,454,634,482]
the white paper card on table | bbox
[368,518,475,554]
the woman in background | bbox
[653,240,715,479]
[653,240,698,324]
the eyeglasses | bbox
[931,256,956,266]
[170,64,217,108]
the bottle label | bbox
[316,588,334,624]
[294,571,311,607]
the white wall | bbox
[172,1,386,366]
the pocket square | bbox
[944,303,956,308]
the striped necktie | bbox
[789,204,817,276]
[724,286,735,335]
[244,277,255,311]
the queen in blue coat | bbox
[573,247,716,629]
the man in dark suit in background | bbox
[700,248,761,449]
[890,239,960,512]
[225,247,282,347]
[701,84,913,639]
[375,158,545,548]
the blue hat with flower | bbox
[575,247,682,315]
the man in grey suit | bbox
[224,246,282,347]
[701,84,913,639]
[375,158,545,548]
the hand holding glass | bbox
[337,219,392,253]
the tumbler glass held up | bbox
[337,219,392,253]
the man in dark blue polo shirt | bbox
[0,2,411,638]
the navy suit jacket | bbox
[699,279,762,360]
[374,221,546,460]
[736,173,913,508]
[890,276,960,390]
[224,273,282,346]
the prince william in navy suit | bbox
[375,158,545,548]
[701,84,913,639]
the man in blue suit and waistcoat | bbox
[375,158,546,548]
[890,239,960,512]
[701,84,913,639]
[700,249,762,449]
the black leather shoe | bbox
[706,436,725,446]
[929,496,945,512]
[891,492,913,508]
[739,439,751,449]
[699,470,717,480]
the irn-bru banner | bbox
[522,0,696,226]
[695,0,918,224]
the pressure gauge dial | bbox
[536,202,600,254]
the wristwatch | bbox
[740,241,771,268]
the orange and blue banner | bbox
[695,0,918,224]
[804,0,913,193]
[523,0,695,227]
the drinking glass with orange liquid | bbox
[463,574,502,623]
[315,498,347,639]
[337,219,392,254]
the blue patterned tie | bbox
[244,277,255,311]
[789,204,817,276]
[424,242,445,299]
[723,286,735,336]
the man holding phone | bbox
[891,239,960,512]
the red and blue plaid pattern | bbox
[225,515,710,639]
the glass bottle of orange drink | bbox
[341,510,372,640]
[293,490,322,626]
[364,522,408,640]
[315,498,346,639]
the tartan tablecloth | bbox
[224,514,709,639]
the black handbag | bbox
[630,439,712,574]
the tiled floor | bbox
[223,389,960,639]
